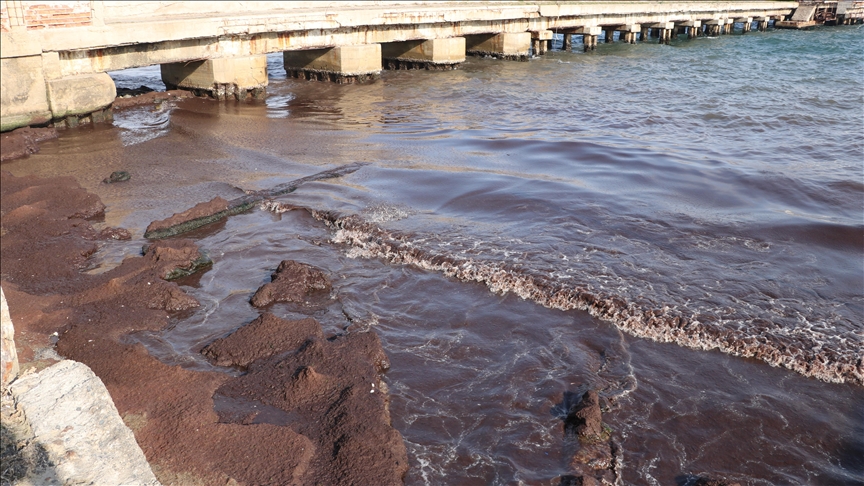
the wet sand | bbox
[0,171,407,485]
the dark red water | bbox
[4,25,862,485]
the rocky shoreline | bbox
[0,169,748,486]
[0,171,406,484]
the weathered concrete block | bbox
[284,44,382,83]
[46,73,116,120]
[465,32,531,61]
[0,55,52,132]
[161,55,268,100]
[10,360,161,486]
[381,37,465,66]
[1,287,19,389]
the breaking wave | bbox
[288,207,863,386]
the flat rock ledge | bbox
[9,360,161,486]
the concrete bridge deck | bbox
[2,1,798,131]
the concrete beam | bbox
[161,55,267,100]
[610,24,641,32]
[649,22,675,30]
[531,30,555,40]
[381,37,465,70]
[284,44,382,83]
[571,26,603,36]
[677,20,702,27]
[465,32,531,61]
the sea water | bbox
[5,24,863,485]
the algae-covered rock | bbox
[103,170,131,183]
[250,260,331,307]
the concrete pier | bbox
[737,17,754,32]
[613,25,640,44]
[530,30,554,55]
[650,22,675,44]
[0,1,799,131]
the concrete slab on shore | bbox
[9,360,161,486]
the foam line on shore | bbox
[293,208,863,386]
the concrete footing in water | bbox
[0,58,116,131]
[382,37,466,70]
[284,45,382,84]
[466,32,532,61]
[161,55,268,100]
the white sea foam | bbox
[305,210,864,386]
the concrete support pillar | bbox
[162,55,267,98]
[283,45,381,83]
[465,32,531,61]
[583,35,598,52]
[530,30,553,55]
[563,33,572,51]
[649,23,673,45]
[705,20,723,36]
[756,17,769,31]
[737,17,753,33]
[640,27,650,41]
[678,20,701,39]
[608,24,639,44]
[603,28,616,43]
[381,37,465,70]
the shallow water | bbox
[4,25,863,485]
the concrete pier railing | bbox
[2,1,798,131]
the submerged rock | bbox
[250,260,331,307]
[565,390,606,442]
[562,389,619,486]
[0,127,58,162]
[144,196,231,239]
[202,313,322,368]
[692,478,742,486]
[103,170,131,184]
[99,227,132,240]
[214,318,404,485]
[143,239,212,281]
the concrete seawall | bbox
[1,1,798,131]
